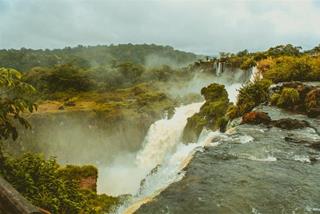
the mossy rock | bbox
[182,83,229,143]
[200,83,228,102]
[182,113,207,143]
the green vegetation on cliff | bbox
[223,44,320,120]
[187,43,320,143]
[227,79,272,119]
[0,153,119,213]
[182,83,229,143]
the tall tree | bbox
[0,67,37,163]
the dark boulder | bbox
[271,118,310,130]
[285,137,320,151]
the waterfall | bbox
[98,103,203,197]
[213,61,218,74]
[249,66,262,83]
[136,102,204,171]
[112,102,207,213]
[216,62,222,76]
[117,127,218,214]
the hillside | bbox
[0,44,199,72]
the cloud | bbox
[0,0,319,54]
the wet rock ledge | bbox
[135,104,320,213]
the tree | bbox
[237,49,249,57]
[0,68,37,141]
[117,62,145,83]
[267,44,302,57]
[44,63,93,92]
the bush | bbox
[0,152,118,214]
[263,56,320,83]
[240,57,256,70]
[226,104,239,120]
[305,88,320,117]
[236,79,272,116]
[270,93,280,105]
[276,88,300,108]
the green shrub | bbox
[226,104,239,120]
[59,165,98,179]
[236,79,272,116]
[276,88,300,108]
[0,152,118,214]
[240,57,256,70]
[270,93,280,105]
[263,56,318,83]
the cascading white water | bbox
[136,102,204,170]
[216,62,222,76]
[117,128,220,214]
[213,61,218,72]
[98,102,203,197]
[111,102,205,213]
[250,66,262,83]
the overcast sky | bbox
[0,0,320,55]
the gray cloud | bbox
[0,0,319,54]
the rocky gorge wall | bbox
[5,109,157,165]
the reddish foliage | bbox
[241,111,271,125]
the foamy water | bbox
[117,130,220,214]
[98,102,203,196]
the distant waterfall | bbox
[249,66,262,83]
[216,62,223,76]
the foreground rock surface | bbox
[135,106,320,213]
